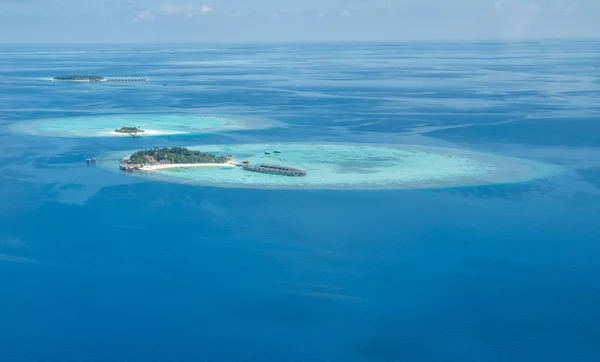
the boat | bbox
[264,152,271,155]
[85,158,97,164]
[274,150,281,154]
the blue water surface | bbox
[1,41,600,362]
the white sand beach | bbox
[140,163,237,171]
[107,129,187,137]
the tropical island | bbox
[119,146,308,176]
[53,75,106,81]
[120,147,232,171]
[115,126,144,134]
[52,75,148,83]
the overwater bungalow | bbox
[107,78,148,82]
[242,164,306,176]
[119,164,141,172]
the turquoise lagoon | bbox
[98,143,559,190]
[11,113,277,137]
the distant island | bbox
[121,147,231,171]
[52,76,147,82]
[53,75,106,81]
[115,126,144,134]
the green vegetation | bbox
[128,147,228,165]
[115,126,144,134]
[53,75,105,81]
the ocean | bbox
[1,41,600,361]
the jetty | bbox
[52,75,148,83]
[241,163,306,177]
[106,78,148,82]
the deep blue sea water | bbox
[1,41,600,362]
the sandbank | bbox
[11,113,278,138]
[107,129,186,137]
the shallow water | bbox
[11,113,277,137]
[99,143,559,189]
[1,41,600,362]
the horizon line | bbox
[1,36,600,46]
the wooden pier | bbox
[241,164,306,176]
[106,78,148,82]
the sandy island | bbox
[140,162,237,171]
[107,129,187,137]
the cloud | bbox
[315,11,325,18]
[138,4,213,19]
[272,12,280,19]
[159,4,195,16]
[132,10,154,22]
[340,10,352,17]
[231,11,242,18]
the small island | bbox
[115,126,144,134]
[53,75,106,82]
[52,75,148,83]
[120,147,232,171]
[118,146,306,176]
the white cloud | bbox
[525,3,541,12]
[315,11,325,18]
[272,12,280,19]
[340,10,352,17]
[159,4,195,16]
[150,4,213,18]
[565,6,576,12]
[231,11,242,18]
[133,10,154,22]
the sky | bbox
[0,0,599,43]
